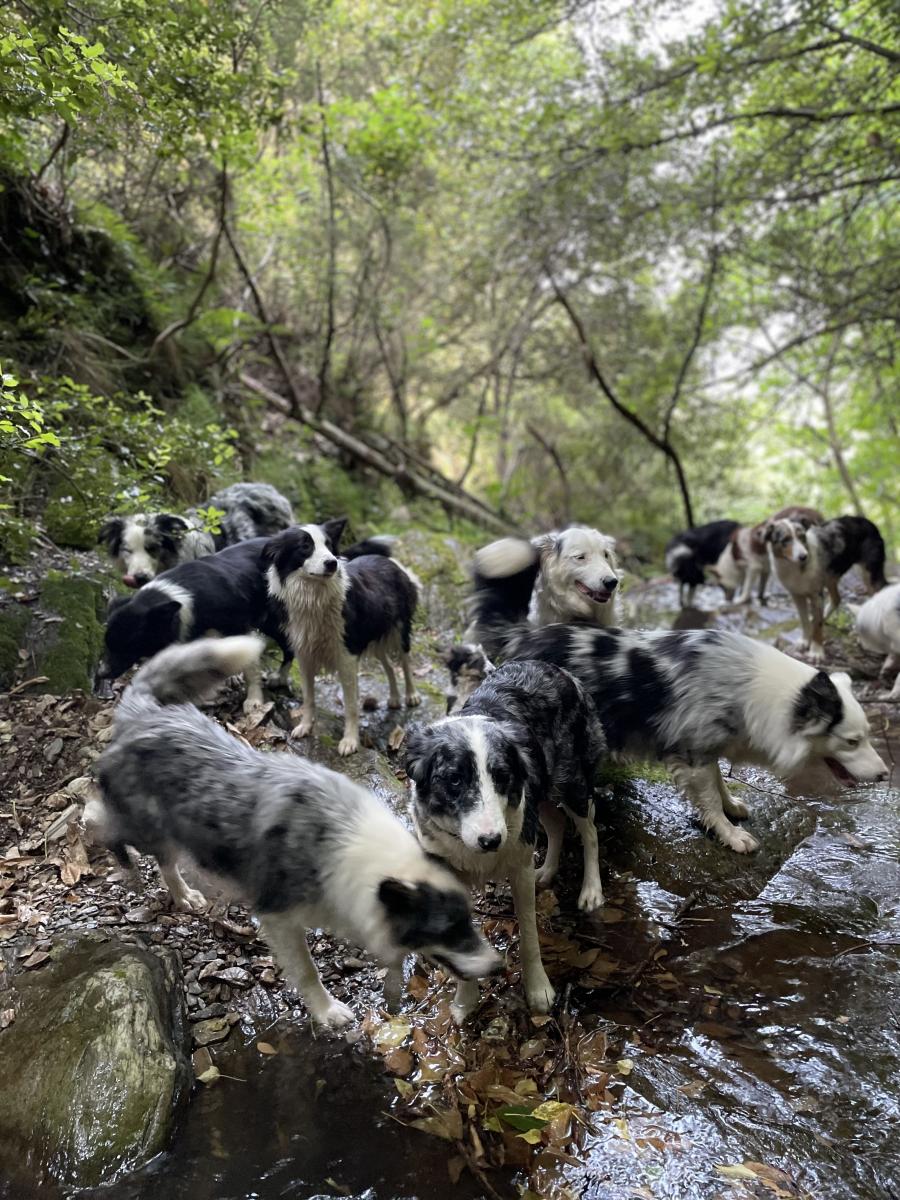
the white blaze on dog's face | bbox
[794,670,888,785]
[376,874,502,980]
[405,718,526,854]
[264,518,347,590]
[765,518,810,565]
[537,527,621,614]
[99,514,191,587]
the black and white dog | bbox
[85,637,500,1031]
[95,537,293,711]
[850,583,900,699]
[100,482,294,587]
[468,527,621,644]
[406,660,605,1022]
[265,519,420,756]
[469,570,887,853]
[444,643,494,714]
[665,519,739,607]
[766,513,888,662]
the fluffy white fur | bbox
[850,583,900,699]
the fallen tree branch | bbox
[239,373,516,534]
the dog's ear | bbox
[148,598,183,638]
[98,517,125,556]
[322,517,347,554]
[761,520,776,544]
[532,532,560,562]
[153,514,190,542]
[404,723,434,785]
[378,878,419,916]
[793,670,842,736]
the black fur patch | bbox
[791,671,843,733]
[342,556,418,658]
[819,515,887,589]
[378,879,483,954]
[665,520,739,585]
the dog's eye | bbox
[572,553,586,561]
[443,773,462,789]
[844,736,861,747]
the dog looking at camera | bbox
[467,526,621,644]
[264,519,420,756]
[406,659,606,1022]
[100,482,294,587]
[85,636,500,1031]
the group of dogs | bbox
[666,508,888,664]
[83,485,895,1029]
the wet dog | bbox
[444,643,494,714]
[265,519,420,755]
[665,519,739,607]
[100,482,294,587]
[468,566,887,852]
[850,583,900,698]
[468,526,621,643]
[766,512,887,661]
[86,637,500,1031]
[405,659,605,1021]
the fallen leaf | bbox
[677,1079,708,1098]
[716,1163,757,1180]
[411,1106,463,1142]
[616,1058,634,1076]
[495,1105,547,1133]
[372,1016,412,1050]
[384,1048,413,1076]
[447,1155,465,1184]
[197,1065,221,1085]
[256,1041,278,1056]
[517,1127,543,1144]
[519,1037,546,1059]
[394,1078,414,1099]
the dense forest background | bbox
[1,0,897,564]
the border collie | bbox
[766,513,888,661]
[265,519,420,756]
[95,537,293,711]
[444,643,494,714]
[100,482,294,587]
[467,527,621,643]
[665,520,739,607]
[717,507,823,606]
[85,637,499,1030]
[468,571,887,852]
[850,583,900,698]
[405,659,605,1021]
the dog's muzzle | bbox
[576,579,617,603]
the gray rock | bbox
[0,935,190,1189]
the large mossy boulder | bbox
[0,936,191,1189]
[31,570,107,694]
[395,528,473,635]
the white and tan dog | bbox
[468,526,621,642]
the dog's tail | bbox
[466,537,540,659]
[118,636,263,721]
[344,534,397,561]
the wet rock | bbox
[192,1016,232,1047]
[0,935,190,1189]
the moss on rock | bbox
[31,570,106,693]
[0,936,190,1189]
[43,455,118,550]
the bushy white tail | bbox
[120,636,263,716]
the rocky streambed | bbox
[1,553,898,1200]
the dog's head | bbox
[377,872,502,980]
[99,514,190,587]
[405,717,527,853]
[94,588,183,686]
[792,670,887,785]
[443,643,494,714]
[263,518,347,588]
[763,517,810,565]
[535,526,620,616]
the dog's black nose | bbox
[478,833,502,852]
[603,577,618,591]
[132,573,151,587]
[324,558,338,574]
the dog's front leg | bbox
[158,858,208,912]
[450,978,481,1025]
[713,762,749,821]
[337,655,360,756]
[261,912,354,1031]
[534,802,565,889]
[667,759,758,853]
[808,593,825,663]
[509,856,555,1013]
[793,593,811,651]
[569,802,604,912]
[242,654,265,715]
[292,659,317,738]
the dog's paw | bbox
[176,886,208,913]
[292,716,314,738]
[808,644,825,665]
[387,696,403,711]
[721,826,759,854]
[406,691,422,708]
[534,863,556,889]
[313,998,356,1032]
[242,696,266,717]
[577,879,604,912]
[721,792,749,820]
[525,968,556,1014]
[338,735,359,756]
